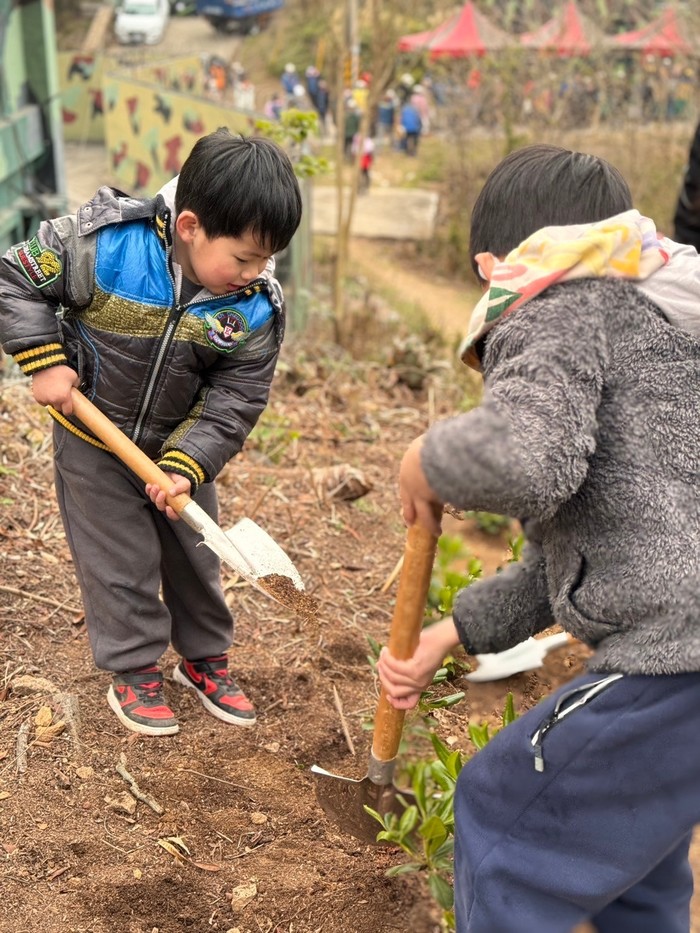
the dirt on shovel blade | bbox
[258,573,319,623]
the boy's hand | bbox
[146,473,191,521]
[399,435,444,536]
[377,616,461,710]
[32,365,80,414]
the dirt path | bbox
[349,239,480,342]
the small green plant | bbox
[467,692,517,751]
[507,531,525,563]
[464,510,511,536]
[247,411,299,464]
[367,696,517,931]
[366,732,463,926]
[426,535,482,622]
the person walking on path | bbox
[378,144,700,932]
[358,135,375,193]
[399,99,422,156]
[343,98,361,162]
[0,130,302,737]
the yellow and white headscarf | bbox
[459,210,670,370]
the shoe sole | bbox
[172,665,257,727]
[107,685,179,736]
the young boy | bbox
[0,129,302,737]
[377,145,700,932]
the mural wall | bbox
[103,69,259,194]
[58,53,208,145]
[58,52,261,195]
[59,52,109,143]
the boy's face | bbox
[175,211,272,295]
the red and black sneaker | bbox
[107,666,179,736]
[173,656,256,727]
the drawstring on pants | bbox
[530,673,624,772]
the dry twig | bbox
[380,554,404,594]
[332,684,356,756]
[16,720,30,774]
[116,753,164,814]
[0,584,81,614]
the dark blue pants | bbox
[454,671,700,932]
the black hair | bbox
[469,145,633,279]
[175,128,302,254]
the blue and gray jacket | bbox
[0,183,285,492]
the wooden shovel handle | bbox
[69,389,192,515]
[371,523,438,765]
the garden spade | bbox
[311,523,438,844]
[66,389,313,617]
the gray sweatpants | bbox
[53,425,233,672]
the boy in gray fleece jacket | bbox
[377,145,700,932]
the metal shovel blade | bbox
[464,632,570,682]
[224,517,304,590]
[184,504,316,618]
[310,764,415,845]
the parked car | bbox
[195,0,283,34]
[169,0,196,13]
[114,0,170,44]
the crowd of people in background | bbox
[199,50,700,200]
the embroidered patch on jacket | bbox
[14,237,62,289]
[203,308,249,352]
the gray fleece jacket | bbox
[422,243,700,675]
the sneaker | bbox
[107,666,179,736]
[173,656,256,727]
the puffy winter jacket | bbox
[0,186,286,492]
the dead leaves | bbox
[312,463,373,502]
[157,835,221,872]
[34,705,65,742]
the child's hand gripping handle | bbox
[370,523,438,775]
[68,389,192,515]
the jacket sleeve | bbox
[420,284,609,520]
[0,215,92,375]
[156,289,283,488]
[674,121,700,252]
[452,520,555,654]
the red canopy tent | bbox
[397,2,515,59]
[520,0,605,56]
[397,17,458,53]
[606,5,695,57]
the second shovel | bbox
[311,523,438,843]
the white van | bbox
[114,0,170,44]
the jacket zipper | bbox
[131,243,267,446]
[530,673,623,772]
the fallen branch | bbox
[0,584,81,614]
[177,766,249,791]
[116,753,164,814]
[380,555,404,594]
[332,684,356,757]
[16,721,30,774]
[55,693,82,754]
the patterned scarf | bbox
[459,209,670,369]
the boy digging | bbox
[0,129,302,737]
[378,145,700,932]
